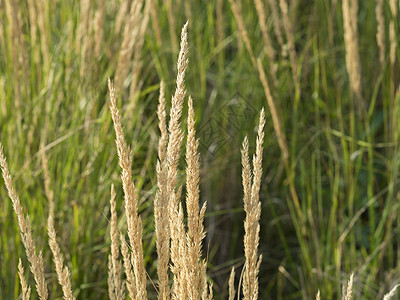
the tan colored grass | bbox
[155,81,170,300]
[343,273,354,300]
[115,0,130,35]
[18,258,31,300]
[389,0,397,69]
[120,234,137,299]
[267,0,285,51]
[375,0,385,65]
[94,1,106,58]
[166,0,178,52]
[384,284,400,300]
[108,79,147,299]
[342,0,362,106]
[315,290,320,300]
[228,267,235,300]
[108,184,125,300]
[150,0,162,46]
[279,0,299,90]
[228,0,257,67]
[47,216,75,300]
[0,145,48,300]
[241,108,265,300]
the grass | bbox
[1,0,400,299]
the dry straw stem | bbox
[94,0,106,58]
[375,0,385,65]
[47,216,75,300]
[228,267,235,300]
[108,79,147,299]
[228,0,257,68]
[108,184,125,300]
[315,290,320,300]
[129,0,152,100]
[115,0,130,35]
[342,0,362,106]
[241,108,265,300]
[279,0,299,89]
[150,0,162,46]
[267,0,285,50]
[18,259,31,300]
[185,96,207,299]
[166,0,178,52]
[155,81,170,300]
[389,0,397,69]
[0,145,48,300]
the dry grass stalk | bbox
[94,0,106,58]
[120,234,137,299]
[254,0,276,60]
[228,267,235,300]
[155,81,170,300]
[375,0,385,65]
[129,0,152,100]
[108,79,147,299]
[35,0,50,73]
[108,184,125,300]
[384,284,400,300]
[342,0,362,106]
[115,0,130,35]
[389,0,397,69]
[228,0,257,68]
[0,145,48,300]
[254,0,277,84]
[185,96,207,299]
[267,0,285,51]
[41,148,54,218]
[150,0,162,46]
[166,0,178,52]
[18,258,31,300]
[241,108,265,300]
[166,23,190,299]
[343,273,354,300]
[279,0,299,88]
[47,216,75,300]
[27,0,40,68]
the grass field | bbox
[1,0,400,299]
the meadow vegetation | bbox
[1,0,400,299]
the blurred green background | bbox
[1,0,400,299]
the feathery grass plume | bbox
[108,79,147,299]
[115,0,145,90]
[315,290,320,300]
[186,96,207,299]
[343,273,354,300]
[241,108,265,300]
[120,234,137,299]
[267,0,285,51]
[389,0,397,69]
[342,0,362,106]
[279,0,299,90]
[18,259,31,300]
[228,0,257,68]
[47,216,75,300]
[155,81,170,300]
[375,0,385,65]
[0,145,48,300]
[164,21,189,299]
[228,267,236,300]
[108,184,125,300]
[42,147,74,300]
[150,0,162,46]
[384,284,400,300]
